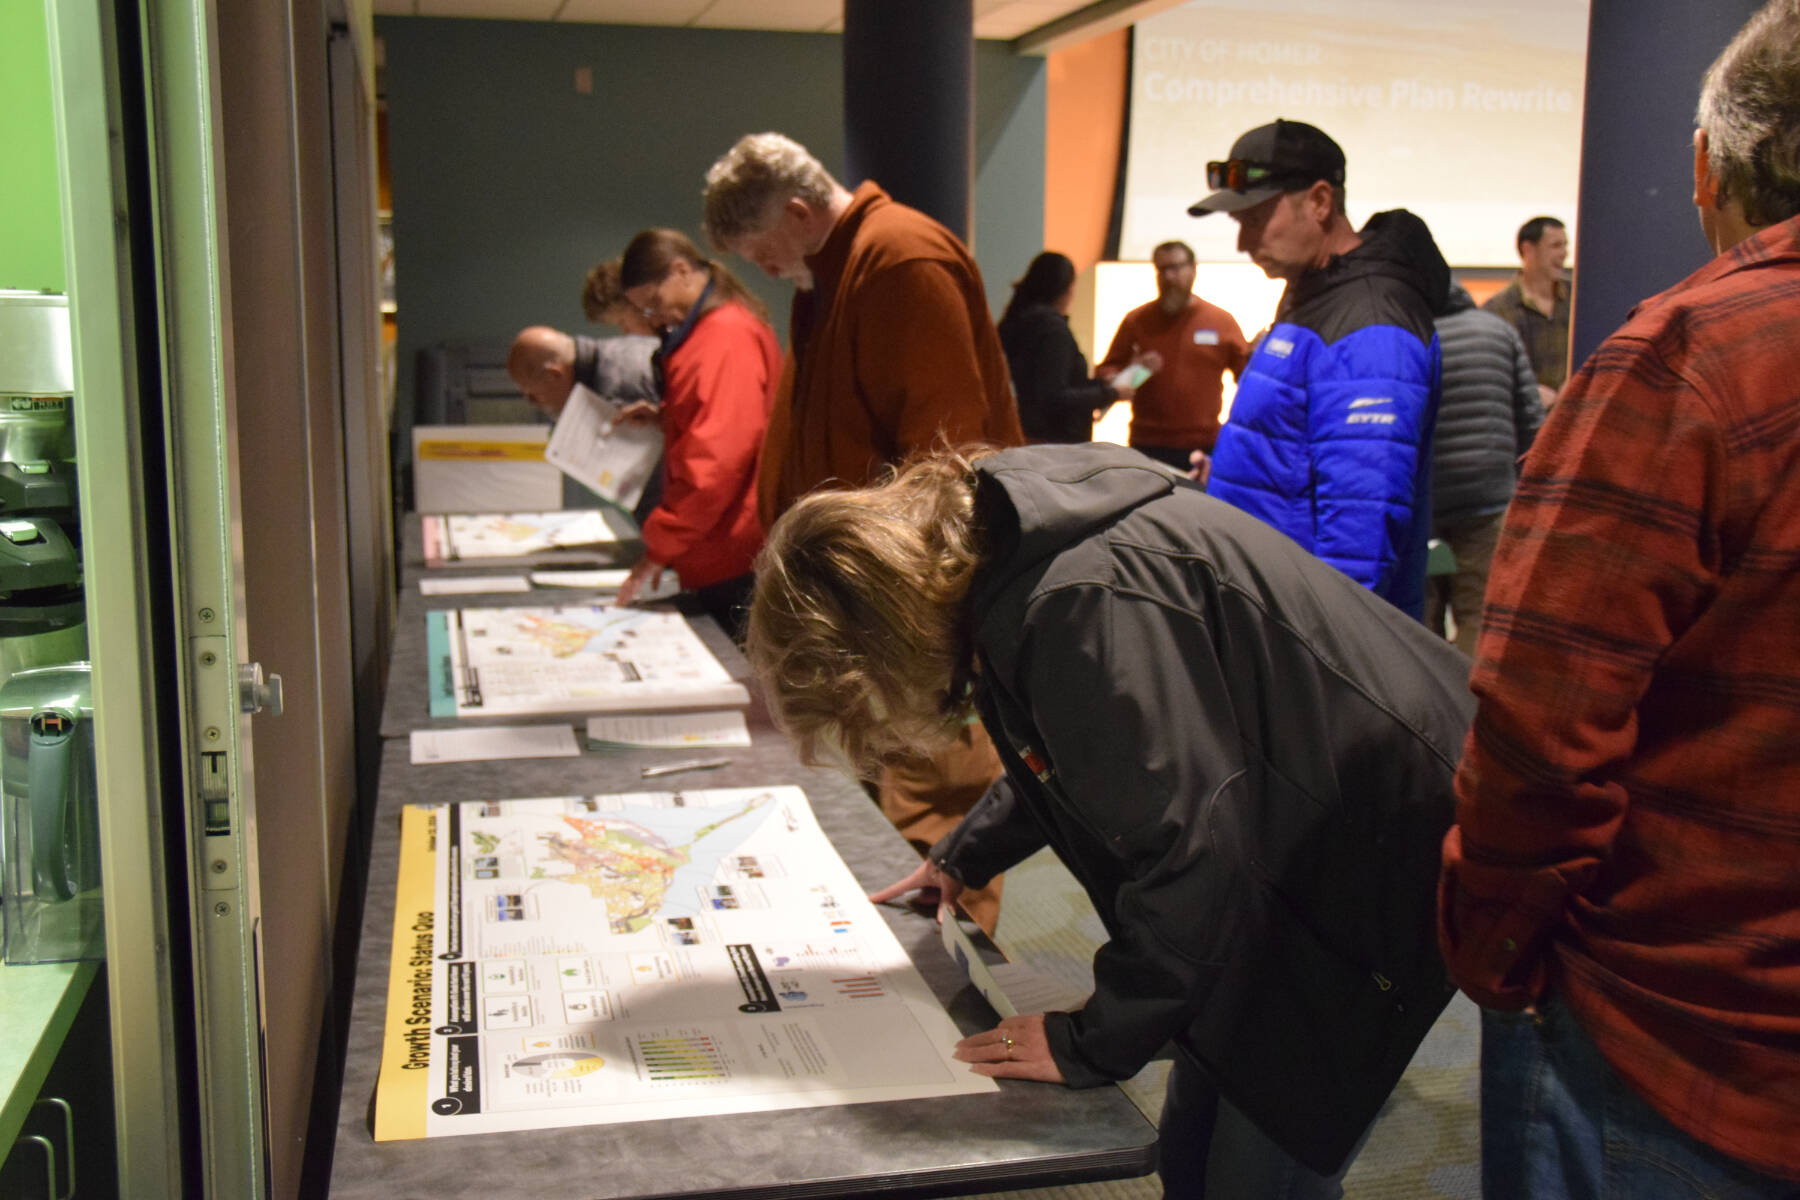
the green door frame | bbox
[47,0,267,1194]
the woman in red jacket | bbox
[614,228,779,640]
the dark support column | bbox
[842,0,974,242]
[1571,0,1762,368]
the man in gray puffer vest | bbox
[1429,283,1544,653]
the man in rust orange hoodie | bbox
[703,132,1024,932]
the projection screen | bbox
[1118,0,1589,266]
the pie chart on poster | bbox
[513,1051,605,1079]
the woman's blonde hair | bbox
[580,258,625,324]
[746,448,992,779]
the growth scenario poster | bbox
[375,786,995,1139]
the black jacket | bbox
[997,304,1112,443]
[1430,284,1543,524]
[934,443,1474,1174]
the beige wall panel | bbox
[215,0,360,1194]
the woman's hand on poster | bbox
[867,857,963,925]
[954,1014,1063,1083]
[616,557,665,607]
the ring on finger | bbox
[1001,1033,1015,1059]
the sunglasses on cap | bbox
[1205,159,1304,192]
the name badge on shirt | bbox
[1193,329,1220,345]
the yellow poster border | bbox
[373,804,441,1140]
[415,440,546,462]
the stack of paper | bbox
[941,912,1090,1019]
[409,724,580,764]
[418,575,532,596]
[528,569,681,602]
[586,711,752,751]
[544,383,663,511]
[412,425,561,514]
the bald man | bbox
[505,324,657,420]
[506,324,661,516]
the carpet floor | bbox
[959,849,1482,1200]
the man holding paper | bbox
[507,323,662,519]
[1096,240,1250,469]
[506,324,657,421]
[613,228,778,639]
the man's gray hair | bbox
[1697,0,1800,227]
[703,132,839,249]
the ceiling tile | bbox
[417,0,560,17]
[556,0,713,22]
[383,0,1104,36]
[975,10,1042,38]
[979,0,1114,40]
[692,0,840,31]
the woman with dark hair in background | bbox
[997,251,1145,444]
[612,228,777,639]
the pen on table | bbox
[640,756,733,779]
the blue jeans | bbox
[1158,1051,1361,1199]
[1481,998,1798,1199]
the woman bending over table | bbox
[746,442,1474,1198]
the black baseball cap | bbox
[1188,119,1347,216]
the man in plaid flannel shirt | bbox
[1438,2,1800,1195]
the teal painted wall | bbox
[377,17,1045,416]
[0,1,67,292]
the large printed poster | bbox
[375,787,996,1139]
[426,605,750,717]
[422,511,621,563]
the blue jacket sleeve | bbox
[1305,326,1437,592]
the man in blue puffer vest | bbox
[1189,119,1449,619]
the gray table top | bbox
[399,509,644,592]
[332,640,1158,1198]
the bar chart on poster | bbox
[1119,0,1589,265]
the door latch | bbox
[237,662,284,717]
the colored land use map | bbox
[427,605,749,717]
[528,798,767,934]
[422,510,619,562]
[376,787,996,1139]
